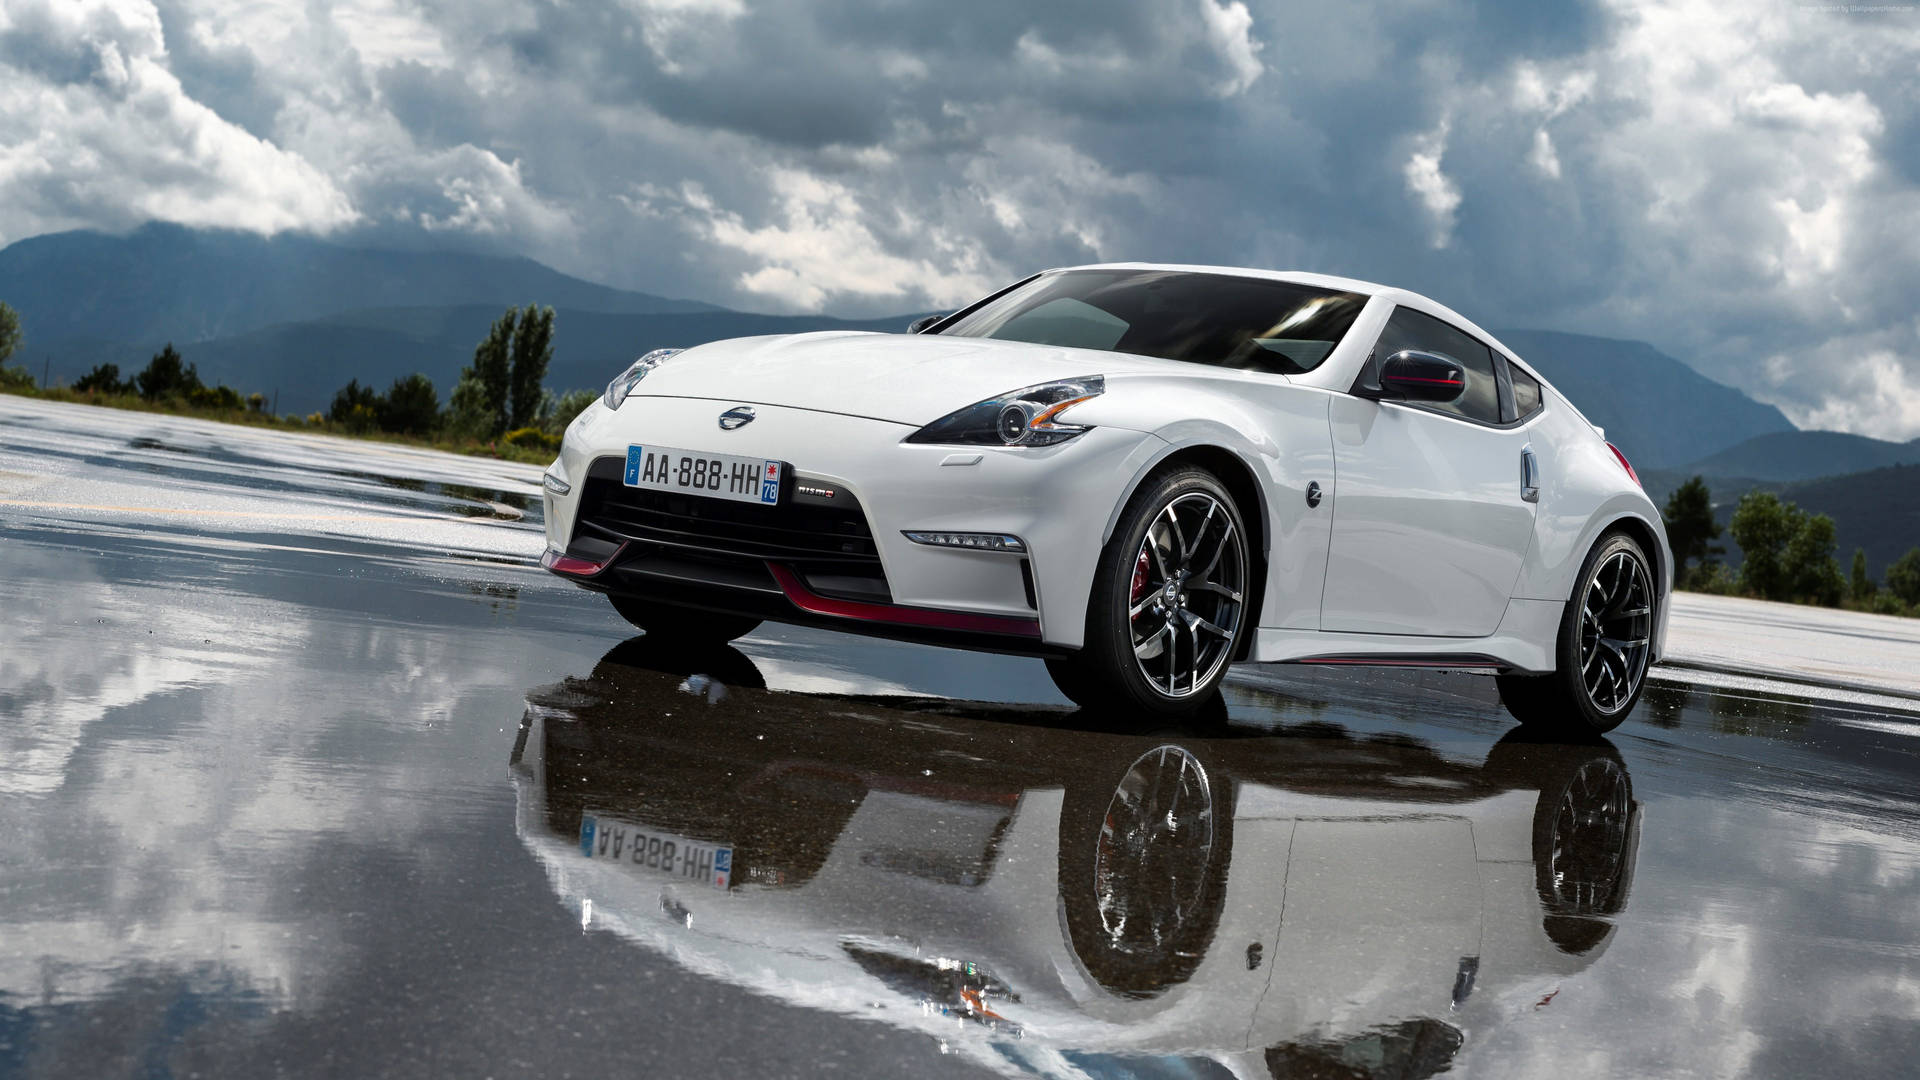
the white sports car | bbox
[541,264,1670,732]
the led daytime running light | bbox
[903,531,1027,552]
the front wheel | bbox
[608,595,762,645]
[1497,531,1656,735]
[1048,467,1250,717]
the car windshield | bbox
[933,269,1368,375]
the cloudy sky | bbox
[0,0,1917,437]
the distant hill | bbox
[1494,329,1796,469]
[51,305,913,415]
[1677,430,1920,483]
[0,223,719,349]
[1779,465,1920,576]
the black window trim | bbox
[1502,352,1547,424]
[1345,307,1547,432]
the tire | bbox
[607,595,762,644]
[1497,531,1656,735]
[1058,743,1234,997]
[1048,467,1251,717]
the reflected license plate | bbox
[579,813,731,890]
[624,443,782,505]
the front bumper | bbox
[542,396,1166,651]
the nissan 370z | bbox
[539,265,1671,734]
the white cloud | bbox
[1196,0,1263,97]
[677,168,1000,311]
[0,0,356,244]
[1529,128,1561,180]
[1404,119,1461,249]
[412,145,575,238]
[1775,347,1920,441]
[1420,0,1920,437]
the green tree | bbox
[458,307,517,439]
[379,373,440,434]
[1662,475,1723,583]
[1888,548,1920,608]
[74,364,125,394]
[329,378,381,431]
[1851,549,1876,603]
[1729,492,1798,600]
[508,304,555,431]
[1782,512,1844,606]
[0,301,21,367]
[134,344,202,401]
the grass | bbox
[0,381,559,466]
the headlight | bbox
[604,348,683,410]
[905,376,1105,447]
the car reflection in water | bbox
[509,640,1641,1079]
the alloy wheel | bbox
[1578,551,1652,714]
[1128,492,1246,698]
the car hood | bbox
[627,331,1184,426]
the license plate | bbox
[579,813,732,890]
[624,443,782,505]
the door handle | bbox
[1520,447,1540,503]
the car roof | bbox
[1048,262,1550,385]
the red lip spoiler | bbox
[767,564,1041,638]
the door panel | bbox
[1322,396,1536,635]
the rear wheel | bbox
[1497,532,1655,735]
[608,595,762,644]
[1048,468,1250,717]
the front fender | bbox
[1067,375,1337,632]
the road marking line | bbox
[0,499,441,523]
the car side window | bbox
[1510,362,1544,420]
[1370,307,1503,425]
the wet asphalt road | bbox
[4,397,1919,1079]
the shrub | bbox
[187,384,244,410]
[329,379,381,432]
[503,426,561,454]
[379,373,440,434]
[74,364,125,394]
[1689,562,1743,596]
[0,364,32,391]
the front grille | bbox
[574,456,889,600]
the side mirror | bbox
[1371,349,1466,403]
[907,314,947,334]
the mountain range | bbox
[2,224,1914,570]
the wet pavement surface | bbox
[4,398,1919,1078]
